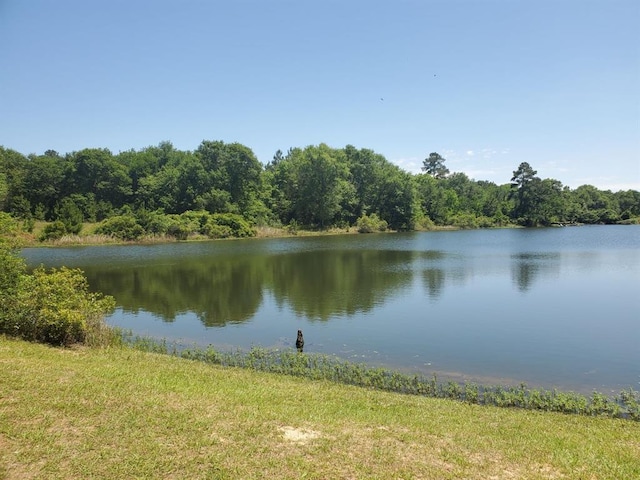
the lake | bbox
[21,225,640,393]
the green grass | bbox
[176,344,639,420]
[2,338,639,479]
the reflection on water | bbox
[510,253,561,291]
[79,248,416,324]
[21,226,640,392]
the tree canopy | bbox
[1,142,638,241]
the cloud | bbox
[391,156,422,174]
[480,148,498,159]
[569,177,640,192]
[390,146,530,184]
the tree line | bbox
[1,141,638,240]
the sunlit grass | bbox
[1,336,639,479]
[175,344,639,420]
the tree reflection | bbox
[421,268,446,300]
[82,254,266,326]
[82,248,416,325]
[266,249,414,320]
[510,253,560,292]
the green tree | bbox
[476,181,512,225]
[294,145,340,227]
[343,145,388,222]
[415,173,457,225]
[536,178,565,224]
[287,144,353,228]
[263,149,296,224]
[0,147,29,215]
[422,152,450,179]
[54,197,84,234]
[373,164,417,230]
[570,185,620,224]
[136,149,199,214]
[615,189,640,219]
[23,154,65,219]
[117,148,163,205]
[0,171,7,212]
[64,148,132,209]
[196,140,264,217]
[221,143,263,210]
[510,163,568,226]
[510,162,540,225]
[138,165,181,213]
[175,153,209,212]
[8,195,32,219]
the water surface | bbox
[22,225,640,393]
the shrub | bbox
[203,223,234,239]
[1,265,115,346]
[167,222,191,240]
[203,213,255,238]
[55,197,83,234]
[161,211,207,240]
[135,209,173,235]
[0,212,23,245]
[415,216,435,230]
[356,213,388,233]
[95,215,144,241]
[0,244,26,331]
[39,220,68,241]
[450,213,479,229]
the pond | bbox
[21,225,640,393]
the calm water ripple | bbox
[22,225,640,393]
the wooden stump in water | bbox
[295,330,304,352]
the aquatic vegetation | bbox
[130,337,639,421]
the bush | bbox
[203,223,234,239]
[167,221,191,240]
[55,197,83,234]
[163,211,205,240]
[1,265,115,346]
[95,215,144,241]
[356,213,388,233]
[203,213,256,238]
[0,212,23,244]
[415,216,435,230]
[39,220,68,241]
[0,244,26,331]
[450,213,479,229]
[135,209,172,235]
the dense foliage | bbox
[0,214,116,345]
[1,141,638,241]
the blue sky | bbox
[1,0,638,190]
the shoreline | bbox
[20,222,468,248]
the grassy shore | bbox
[1,337,639,480]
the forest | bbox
[1,141,639,241]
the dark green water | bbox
[22,225,640,393]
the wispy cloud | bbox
[391,156,423,174]
[390,147,516,183]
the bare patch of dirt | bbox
[279,426,321,444]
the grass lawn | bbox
[1,337,638,479]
